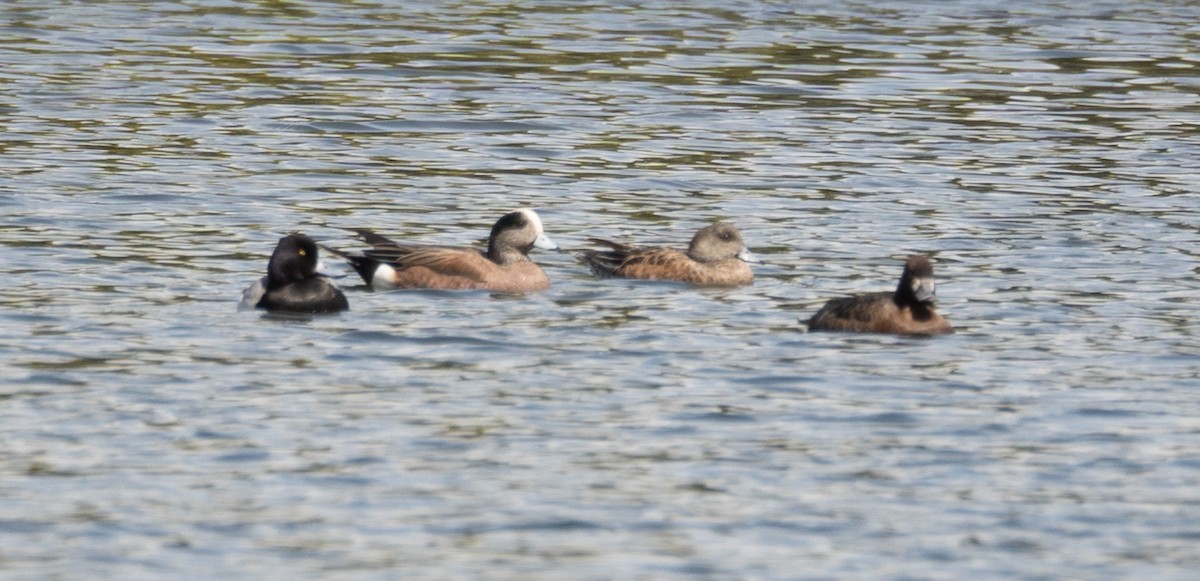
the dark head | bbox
[687,222,760,264]
[487,208,558,263]
[896,255,937,305]
[267,234,321,285]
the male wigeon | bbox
[323,208,559,293]
[582,222,760,287]
[240,234,349,314]
[806,255,952,335]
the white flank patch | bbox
[371,263,398,290]
[238,276,267,310]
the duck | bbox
[240,234,349,314]
[806,255,952,335]
[581,222,759,287]
[322,208,559,293]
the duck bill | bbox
[532,233,560,251]
[737,248,763,264]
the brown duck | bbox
[582,222,759,287]
[322,209,558,293]
[806,255,953,335]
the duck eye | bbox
[298,248,307,256]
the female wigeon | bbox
[582,222,760,287]
[806,255,952,335]
[323,208,559,293]
[240,234,349,314]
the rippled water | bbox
[2,0,1199,578]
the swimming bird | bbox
[322,208,559,293]
[806,255,952,335]
[240,234,349,314]
[582,222,759,287]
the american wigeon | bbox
[323,208,559,293]
[806,255,952,335]
[582,222,760,287]
[240,234,349,314]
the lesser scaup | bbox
[806,255,952,335]
[240,234,349,314]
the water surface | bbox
[2,0,1199,578]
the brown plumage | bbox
[322,208,558,293]
[582,222,759,287]
[807,255,953,336]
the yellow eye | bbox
[298,249,307,256]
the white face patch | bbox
[516,208,544,235]
[912,277,936,302]
[371,263,399,290]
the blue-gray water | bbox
[2,1,1199,579]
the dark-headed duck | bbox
[806,255,952,336]
[240,234,349,314]
[323,208,558,293]
[582,222,760,287]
